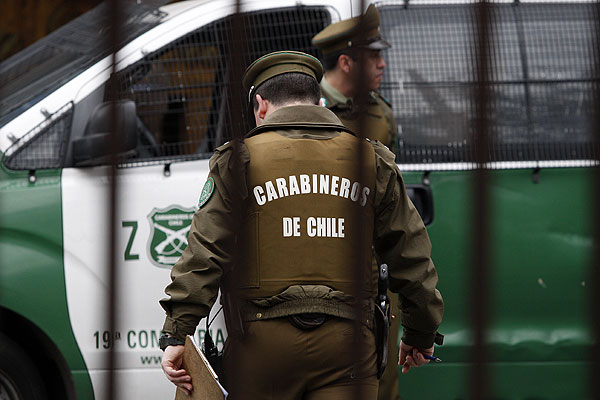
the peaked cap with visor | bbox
[242,51,323,126]
[243,51,323,104]
[311,4,391,56]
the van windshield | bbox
[0,2,166,127]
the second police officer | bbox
[312,5,408,399]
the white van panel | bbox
[62,159,227,398]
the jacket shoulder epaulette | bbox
[215,140,233,153]
[214,139,249,158]
[369,138,395,164]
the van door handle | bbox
[405,184,434,226]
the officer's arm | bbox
[159,141,250,340]
[389,113,399,155]
[375,92,399,154]
[371,142,443,350]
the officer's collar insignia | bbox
[198,177,215,208]
[374,91,392,107]
[319,97,328,107]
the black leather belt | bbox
[289,313,328,330]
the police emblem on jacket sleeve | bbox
[198,177,215,208]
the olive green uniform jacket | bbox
[320,77,398,153]
[160,105,442,349]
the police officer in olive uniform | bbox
[313,6,404,399]
[159,51,443,400]
[312,4,397,153]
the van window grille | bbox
[379,3,598,164]
[3,102,74,170]
[112,6,330,165]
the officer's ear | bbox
[254,94,269,126]
[338,54,354,74]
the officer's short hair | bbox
[251,72,320,110]
[322,49,359,72]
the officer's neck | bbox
[324,70,357,99]
[255,100,314,126]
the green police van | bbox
[0,0,595,399]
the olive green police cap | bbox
[311,4,391,55]
[242,51,323,105]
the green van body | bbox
[400,168,592,398]
[0,166,95,399]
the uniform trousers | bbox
[223,317,378,400]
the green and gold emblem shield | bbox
[147,205,195,268]
[198,177,215,208]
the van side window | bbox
[3,102,74,170]
[112,6,330,166]
[379,3,597,165]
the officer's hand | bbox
[398,340,434,374]
[161,345,192,394]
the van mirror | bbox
[72,100,138,167]
[406,184,434,226]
